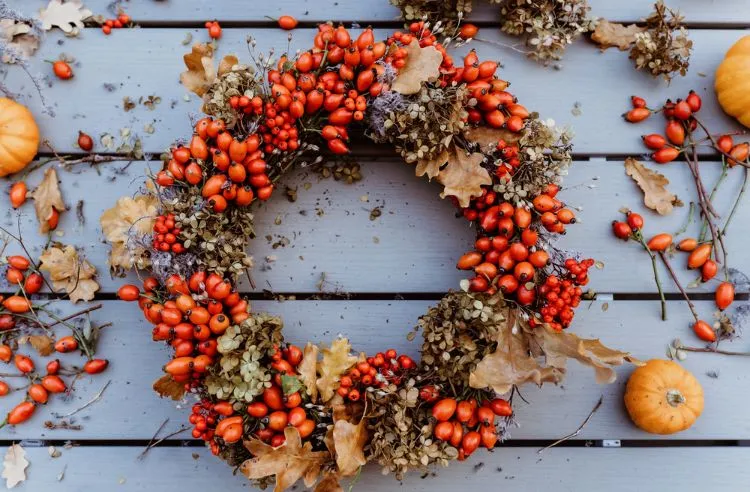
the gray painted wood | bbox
[0,28,744,155]
[8,445,750,491]
[3,159,747,294]
[11,0,748,25]
[0,299,746,441]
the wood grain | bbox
[3,159,747,294]
[9,445,750,491]
[0,299,745,441]
[0,28,742,155]
[18,0,750,25]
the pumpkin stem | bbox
[666,389,686,407]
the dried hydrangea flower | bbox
[629,1,692,81]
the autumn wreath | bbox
[103,21,636,491]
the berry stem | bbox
[657,251,699,322]
[635,232,667,321]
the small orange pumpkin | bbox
[624,359,704,435]
[0,97,40,177]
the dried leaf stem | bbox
[537,396,603,453]
[137,425,189,459]
[137,418,170,460]
[677,345,750,356]
[53,380,111,418]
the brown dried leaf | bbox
[240,427,329,492]
[30,168,66,234]
[464,126,521,153]
[316,338,358,402]
[391,39,442,95]
[534,324,641,384]
[25,335,54,356]
[591,19,645,51]
[469,309,561,394]
[100,193,159,273]
[298,342,319,402]
[314,473,344,492]
[39,244,99,303]
[218,54,239,77]
[180,43,216,97]
[332,408,368,476]
[0,20,39,61]
[438,147,492,208]
[415,149,448,180]
[624,157,678,215]
[153,374,187,401]
[38,0,92,35]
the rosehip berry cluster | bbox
[337,349,416,401]
[101,12,131,35]
[152,213,184,254]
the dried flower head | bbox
[390,0,472,26]
[629,1,692,81]
[497,0,594,63]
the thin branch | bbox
[136,426,189,459]
[538,396,603,453]
[137,418,170,460]
[720,166,748,240]
[42,304,103,329]
[53,380,111,418]
[658,252,699,322]
[678,346,750,356]
[636,232,667,320]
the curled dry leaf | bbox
[0,20,39,62]
[240,427,329,492]
[390,39,443,95]
[39,244,99,303]
[469,307,638,393]
[331,405,368,476]
[180,43,216,97]
[297,342,319,402]
[313,473,344,492]
[316,338,358,402]
[591,19,646,51]
[20,334,55,356]
[38,0,92,36]
[218,54,239,77]
[438,147,492,208]
[100,193,159,274]
[2,444,29,489]
[30,168,66,234]
[153,374,187,401]
[624,157,678,215]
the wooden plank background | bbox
[1,0,749,490]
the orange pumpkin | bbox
[0,97,39,177]
[624,359,703,435]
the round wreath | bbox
[107,21,635,491]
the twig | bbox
[636,233,667,320]
[53,380,111,418]
[137,418,170,460]
[538,396,603,453]
[678,346,750,356]
[42,304,103,329]
[720,166,748,240]
[693,117,750,169]
[673,202,694,237]
[658,252,699,322]
[136,426,189,459]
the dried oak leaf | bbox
[0,20,39,62]
[153,374,187,401]
[2,443,29,489]
[331,406,368,476]
[624,157,678,215]
[415,149,448,180]
[218,54,239,77]
[39,244,99,303]
[38,0,92,36]
[20,334,55,356]
[298,342,319,402]
[100,193,158,274]
[438,147,492,208]
[240,427,329,492]
[180,43,216,97]
[391,39,443,95]
[316,338,358,402]
[314,473,344,492]
[30,168,66,234]
[534,323,641,385]
[469,309,561,394]
[591,19,645,51]
[464,126,521,153]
